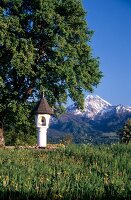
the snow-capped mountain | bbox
[49,95,131,144]
[67,95,112,119]
[67,95,131,120]
[115,104,131,113]
[83,95,112,119]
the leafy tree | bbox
[119,119,131,144]
[0,0,102,146]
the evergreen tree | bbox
[120,119,131,144]
[0,0,102,145]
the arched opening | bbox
[41,116,46,126]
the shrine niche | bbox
[33,95,54,147]
[41,116,46,126]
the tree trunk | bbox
[0,127,5,147]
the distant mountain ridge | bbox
[67,95,112,119]
[67,95,131,120]
[48,95,131,144]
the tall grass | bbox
[0,144,130,200]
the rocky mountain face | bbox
[48,95,131,144]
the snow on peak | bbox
[67,95,112,118]
[85,95,111,106]
[115,104,131,113]
[64,95,131,121]
[84,95,112,119]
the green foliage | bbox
[0,0,102,144]
[4,101,36,146]
[119,119,131,144]
[0,144,131,199]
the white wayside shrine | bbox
[33,95,54,148]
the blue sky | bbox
[82,0,131,106]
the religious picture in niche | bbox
[41,116,46,126]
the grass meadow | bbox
[0,143,131,200]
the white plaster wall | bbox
[37,127,47,147]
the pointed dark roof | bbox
[33,97,54,115]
